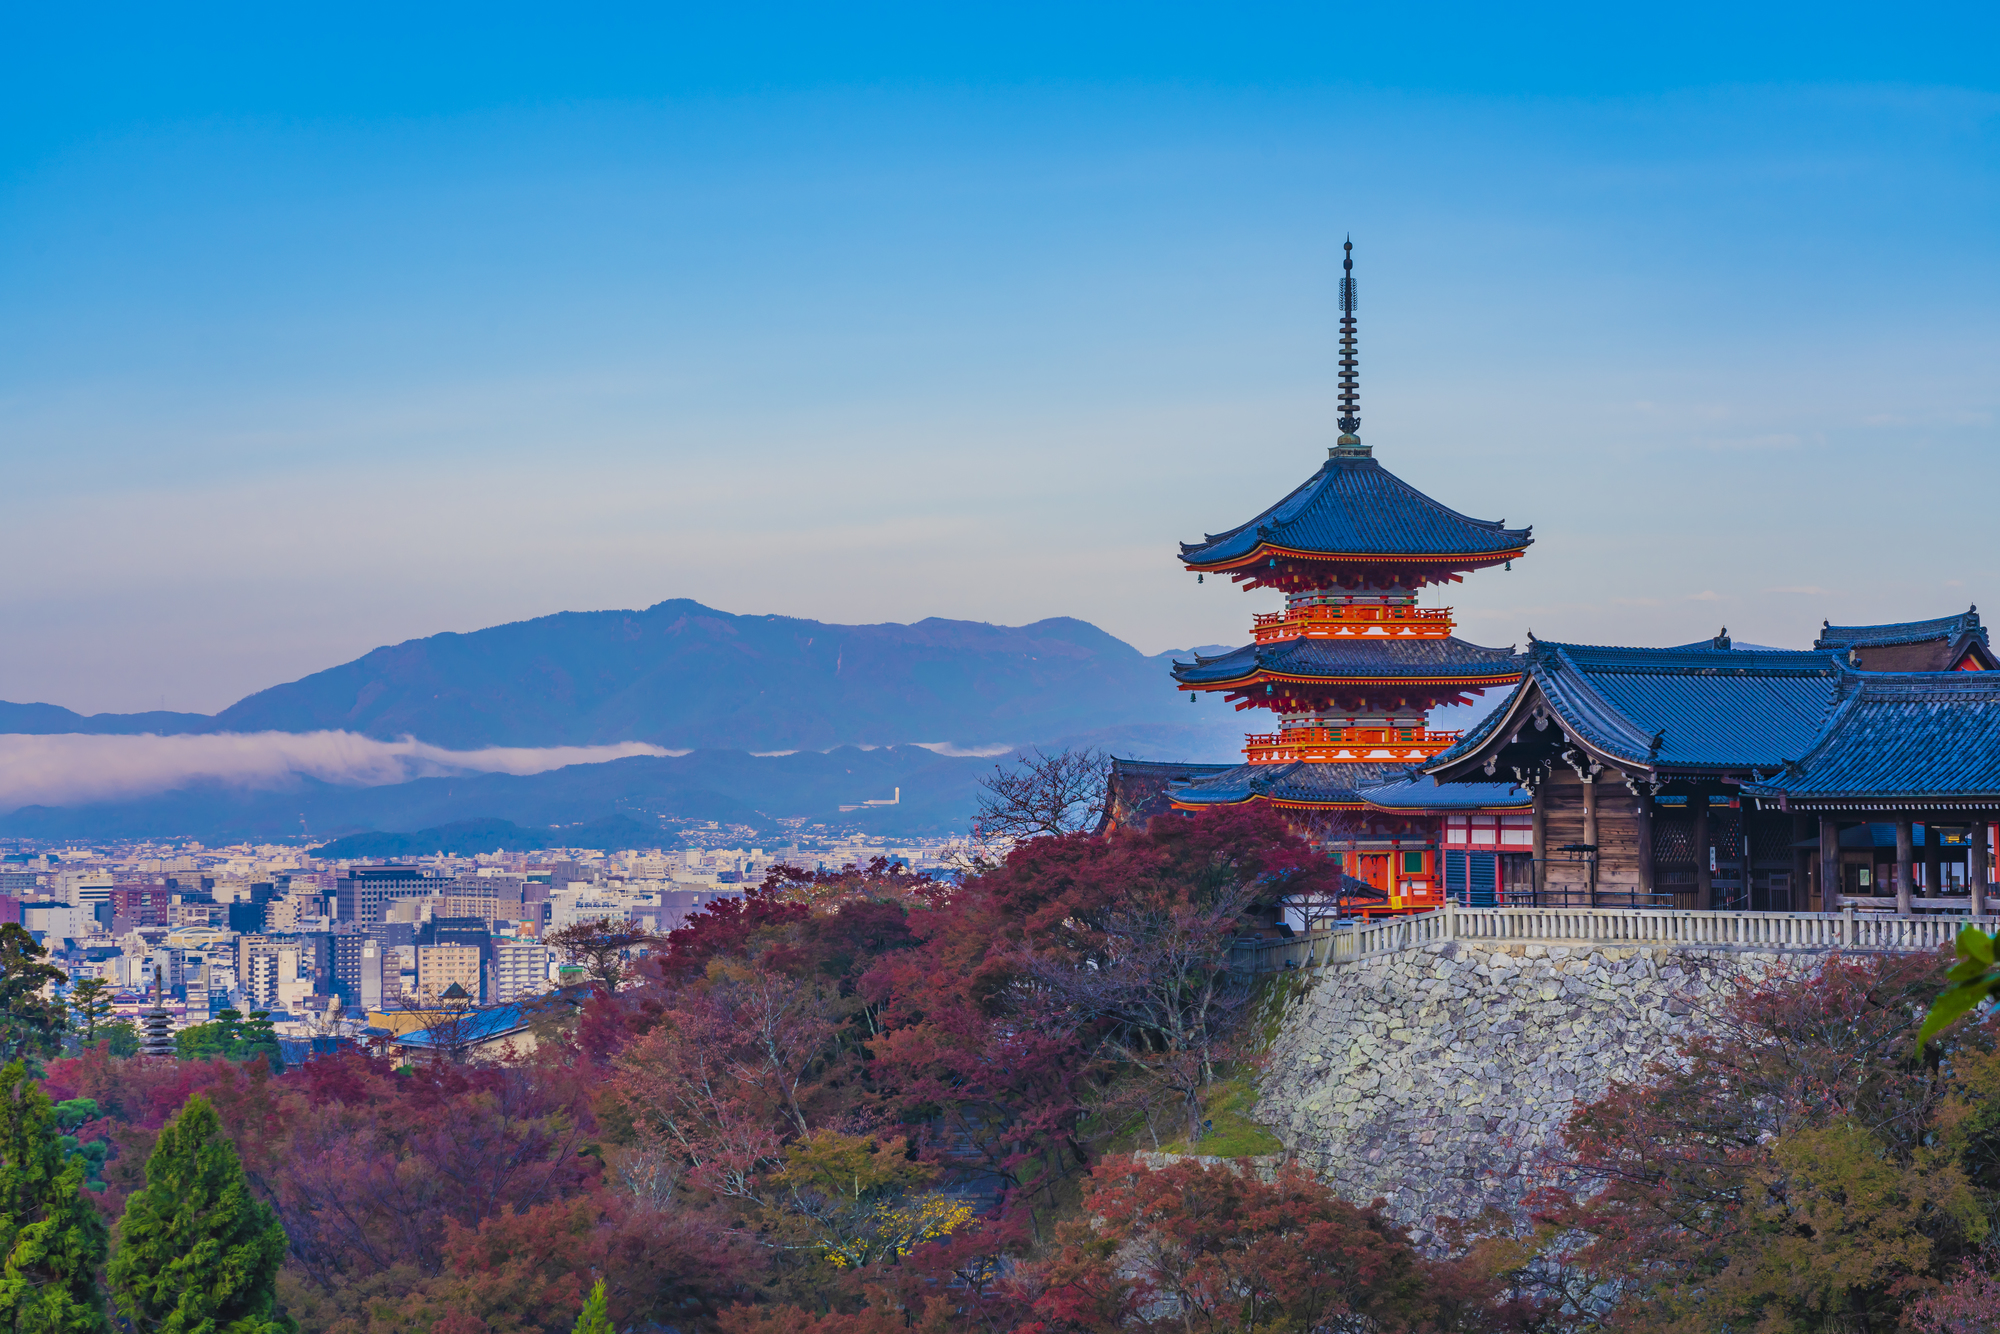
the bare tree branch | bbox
[973,747,1115,840]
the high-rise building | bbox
[416,945,483,1003]
[333,935,383,1010]
[493,942,551,1004]
[111,885,172,927]
[56,870,114,910]
[336,866,439,925]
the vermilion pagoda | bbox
[1160,241,1535,911]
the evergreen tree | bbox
[0,928,68,1064]
[0,1061,110,1333]
[109,1095,292,1334]
[66,981,113,1049]
[570,1279,613,1334]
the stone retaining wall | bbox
[1255,939,1801,1238]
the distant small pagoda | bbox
[139,967,176,1057]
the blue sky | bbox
[4,3,1997,715]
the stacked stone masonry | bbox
[1256,939,1801,1238]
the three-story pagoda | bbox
[1165,241,1532,908]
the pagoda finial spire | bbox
[1336,236,1361,447]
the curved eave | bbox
[1176,667,1524,692]
[1180,540,1530,575]
[1167,793,1370,812]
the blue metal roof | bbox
[1425,641,1845,776]
[1357,776,1532,811]
[1742,671,2000,804]
[395,1002,536,1050]
[1172,636,1521,687]
[1179,453,1532,567]
[1816,609,1986,651]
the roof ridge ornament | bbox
[1330,236,1367,457]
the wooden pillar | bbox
[1582,775,1599,908]
[1974,816,1991,920]
[1894,816,1915,915]
[1531,782,1548,905]
[1792,812,1814,911]
[1635,787,1656,904]
[1693,794,1712,911]
[1819,815,1842,912]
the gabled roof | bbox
[1743,671,2000,808]
[1173,636,1521,688]
[1179,452,1532,569]
[1816,608,1985,651]
[1424,641,1845,778]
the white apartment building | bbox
[23,902,95,945]
[56,870,114,910]
[494,942,553,1004]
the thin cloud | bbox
[1765,586,1829,595]
[911,742,1016,758]
[0,732,678,811]
[1684,591,1724,602]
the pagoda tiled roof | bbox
[1166,760,1414,808]
[1424,640,1846,775]
[1172,636,1522,688]
[1815,609,1986,651]
[1179,452,1532,568]
[1742,671,2000,806]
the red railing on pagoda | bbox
[1243,728,1462,765]
[1251,604,1454,643]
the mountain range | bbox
[2,599,1236,754]
[0,600,1249,840]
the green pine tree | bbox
[0,1061,110,1333]
[0,927,69,1064]
[108,1095,292,1334]
[571,1278,613,1334]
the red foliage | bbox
[1017,1155,1531,1333]
[657,886,814,985]
[861,807,1348,1214]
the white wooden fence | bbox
[1229,905,1995,974]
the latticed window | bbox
[1654,817,1696,864]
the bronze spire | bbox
[1336,237,1361,446]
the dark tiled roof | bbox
[1172,636,1522,688]
[1425,641,1845,774]
[1356,776,1532,811]
[1742,672,2000,804]
[1816,609,1986,651]
[1179,453,1532,567]
[1167,761,1415,807]
[1099,759,1236,831]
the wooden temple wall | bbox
[1530,772,1813,910]
[1536,771,1648,902]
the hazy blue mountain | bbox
[0,746,1001,842]
[0,702,216,735]
[2,599,1243,753]
[312,815,665,859]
